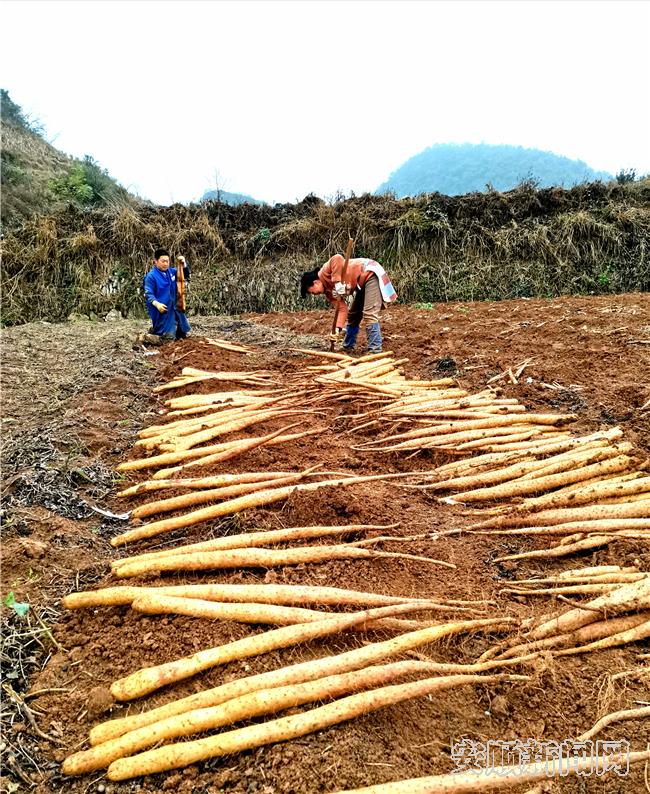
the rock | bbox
[104,309,123,322]
[18,538,48,558]
[490,694,509,717]
[436,356,457,371]
[85,686,114,719]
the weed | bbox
[4,592,30,617]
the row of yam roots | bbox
[61,337,649,789]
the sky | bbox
[2,0,649,205]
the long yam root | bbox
[332,751,650,793]
[111,474,423,547]
[64,660,453,774]
[92,617,514,744]
[106,673,528,780]
[108,603,472,701]
[63,581,427,611]
[113,542,455,578]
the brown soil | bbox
[1,295,649,794]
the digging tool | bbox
[329,238,354,352]
[176,255,187,312]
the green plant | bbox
[49,165,94,205]
[81,155,128,206]
[252,227,271,246]
[4,591,30,617]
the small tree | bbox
[616,168,637,184]
[81,155,112,204]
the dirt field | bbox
[1,294,649,794]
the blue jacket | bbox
[143,263,191,337]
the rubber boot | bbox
[342,324,360,351]
[366,322,383,353]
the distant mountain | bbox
[200,189,266,206]
[376,143,613,197]
[1,90,136,227]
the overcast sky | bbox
[2,0,649,205]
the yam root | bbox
[331,751,650,793]
[106,673,528,780]
[92,617,514,743]
[110,473,434,547]
[111,524,400,567]
[108,603,463,701]
[63,660,450,774]
[527,578,650,640]
[113,542,455,578]
[63,581,427,611]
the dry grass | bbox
[1,180,649,325]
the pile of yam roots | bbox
[61,339,649,788]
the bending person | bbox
[301,254,396,353]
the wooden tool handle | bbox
[329,239,354,350]
[176,255,186,312]
[341,237,354,284]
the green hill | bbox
[200,188,266,206]
[377,143,613,197]
[1,90,137,228]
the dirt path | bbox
[1,296,648,793]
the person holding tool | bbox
[300,246,397,353]
[141,248,191,344]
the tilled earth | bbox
[1,294,649,794]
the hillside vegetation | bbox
[200,188,266,206]
[1,90,137,228]
[2,180,648,326]
[377,143,613,197]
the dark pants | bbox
[147,307,191,340]
[347,274,382,327]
